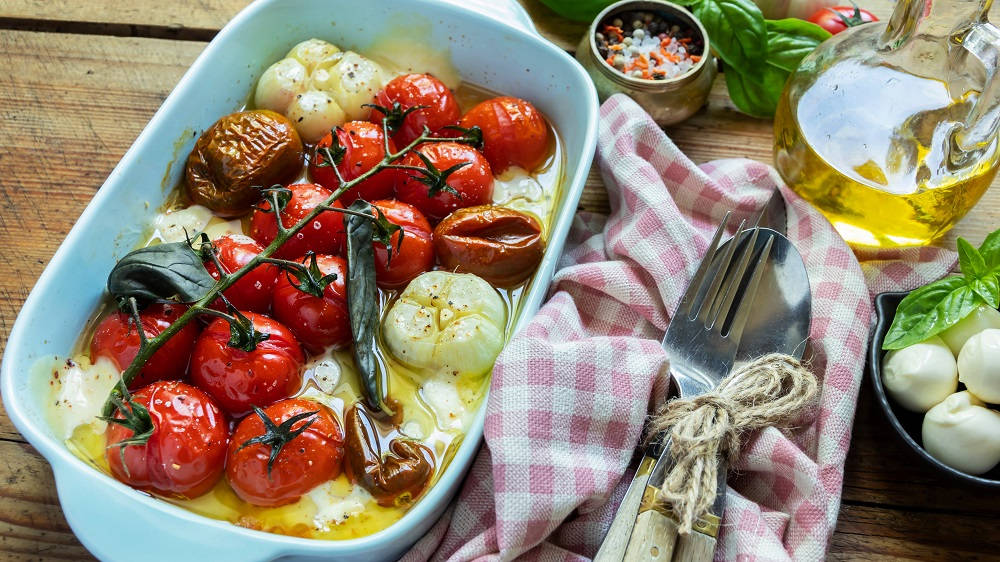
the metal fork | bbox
[596,212,774,562]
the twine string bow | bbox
[647,353,819,534]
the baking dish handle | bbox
[438,0,537,34]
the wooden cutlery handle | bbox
[622,502,679,561]
[674,530,717,562]
[594,456,655,562]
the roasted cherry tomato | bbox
[105,381,228,499]
[186,110,304,217]
[311,121,398,205]
[807,4,877,34]
[367,73,460,147]
[370,200,434,289]
[458,97,551,173]
[227,398,344,507]
[395,142,493,222]
[90,303,199,389]
[203,234,279,314]
[433,205,545,287]
[189,312,304,417]
[271,254,351,353]
[249,183,345,259]
[344,404,433,507]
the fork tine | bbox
[695,219,746,322]
[708,226,762,329]
[727,233,774,343]
[675,212,732,318]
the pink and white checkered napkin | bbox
[402,94,957,561]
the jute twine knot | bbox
[646,353,818,534]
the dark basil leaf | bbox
[724,65,790,119]
[882,276,982,350]
[692,0,767,69]
[107,242,216,305]
[765,18,831,73]
[345,199,391,414]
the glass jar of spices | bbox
[576,0,716,126]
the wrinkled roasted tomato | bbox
[186,110,304,217]
[458,97,551,173]
[249,183,345,259]
[370,200,434,289]
[311,121,398,205]
[433,206,545,287]
[344,405,434,507]
[202,234,279,314]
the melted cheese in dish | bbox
[47,356,120,441]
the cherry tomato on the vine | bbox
[105,381,228,499]
[202,234,279,314]
[367,73,460,147]
[272,254,351,353]
[311,121,399,205]
[249,183,345,259]
[370,200,434,289]
[458,97,551,173]
[395,142,493,222]
[227,398,344,507]
[90,303,199,389]
[807,5,877,34]
[189,312,304,417]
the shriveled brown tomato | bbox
[395,142,493,222]
[367,73,460,147]
[458,97,551,173]
[186,110,304,217]
[189,312,304,417]
[310,121,398,205]
[202,234,279,314]
[249,183,345,259]
[433,205,545,287]
[227,398,344,507]
[90,303,199,389]
[106,381,228,499]
[343,405,433,507]
[271,254,351,353]
[370,200,434,289]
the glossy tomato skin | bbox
[367,74,460,147]
[105,381,228,499]
[249,183,345,259]
[90,303,198,389]
[189,312,304,417]
[458,97,551,173]
[311,122,398,205]
[395,142,493,222]
[370,200,434,289]
[203,234,279,314]
[227,398,344,507]
[807,6,877,34]
[271,254,351,353]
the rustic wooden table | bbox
[2,1,999,560]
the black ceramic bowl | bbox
[870,292,1000,487]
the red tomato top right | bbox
[458,96,551,174]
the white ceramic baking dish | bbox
[0,0,598,560]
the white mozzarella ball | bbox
[254,58,308,114]
[922,391,1000,474]
[285,38,342,72]
[382,271,506,378]
[958,328,1000,403]
[881,336,958,412]
[940,304,1000,354]
[285,90,347,143]
[312,51,386,121]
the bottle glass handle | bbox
[956,22,1000,152]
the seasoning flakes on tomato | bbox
[272,254,351,353]
[395,142,493,222]
[90,303,199,389]
[190,312,304,417]
[249,183,345,259]
[458,97,551,173]
[105,381,228,499]
[311,121,398,205]
[370,200,434,289]
[228,398,344,507]
[367,73,460,147]
[203,234,279,314]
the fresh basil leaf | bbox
[724,64,790,118]
[979,229,1000,269]
[107,242,216,305]
[691,0,767,70]
[882,276,982,350]
[765,18,831,73]
[344,199,392,415]
[958,237,988,279]
[972,276,1000,309]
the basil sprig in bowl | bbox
[871,232,1000,487]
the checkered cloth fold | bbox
[403,94,955,561]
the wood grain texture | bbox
[1,1,1000,560]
